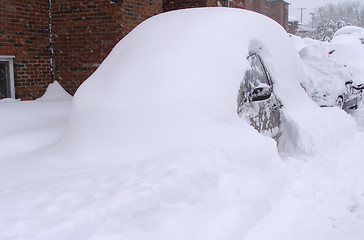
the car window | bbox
[246,54,271,90]
[238,53,272,107]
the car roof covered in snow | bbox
[60,8,354,161]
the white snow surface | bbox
[334,26,364,40]
[331,34,361,45]
[36,80,72,101]
[0,8,362,240]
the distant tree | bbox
[305,1,364,40]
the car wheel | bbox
[336,96,344,109]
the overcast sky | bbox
[288,0,364,24]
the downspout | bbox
[49,0,54,82]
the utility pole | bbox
[309,12,315,28]
[298,7,306,23]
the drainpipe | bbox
[49,0,54,82]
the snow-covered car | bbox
[62,8,353,157]
[299,41,364,110]
[0,8,355,240]
[332,26,364,45]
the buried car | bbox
[298,35,364,112]
[60,8,354,160]
[0,8,356,240]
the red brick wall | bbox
[163,0,207,11]
[266,1,288,30]
[205,0,245,8]
[244,0,266,13]
[0,0,52,100]
[288,21,299,34]
[52,0,163,95]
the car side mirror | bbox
[251,84,272,102]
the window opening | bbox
[222,0,232,7]
[0,56,15,99]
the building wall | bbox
[288,21,299,34]
[163,0,207,12]
[265,0,289,30]
[0,0,51,100]
[206,0,245,8]
[52,0,162,95]
[244,0,267,13]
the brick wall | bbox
[266,0,289,30]
[52,0,162,95]
[0,0,51,100]
[205,0,245,8]
[245,0,266,13]
[288,20,299,34]
[163,0,207,12]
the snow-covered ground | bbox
[1,9,364,240]
[1,87,363,240]
[245,105,364,240]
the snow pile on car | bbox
[296,30,364,108]
[333,26,364,44]
[289,34,326,52]
[62,8,353,159]
[299,44,349,106]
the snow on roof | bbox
[288,16,300,22]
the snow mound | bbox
[289,34,308,51]
[0,100,71,159]
[0,98,19,103]
[36,81,72,101]
[60,8,353,159]
[331,34,361,45]
[302,37,327,47]
[328,43,364,83]
[334,26,364,39]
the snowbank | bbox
[289,34,308,52]
[0,100,71,159]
